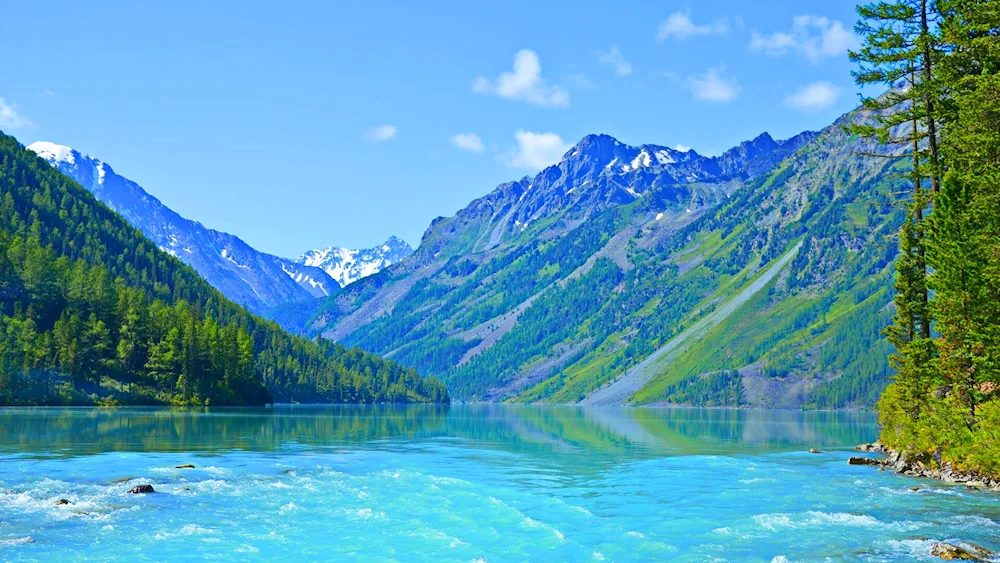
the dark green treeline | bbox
[0,133,448,406]
[853,0,1000,474]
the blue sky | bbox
[1,1,865,257]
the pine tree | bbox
[851,1,944,446]
[858,0,1000,473]
[926,0,1000,456]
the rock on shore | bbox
[851,443,1000,491]
[848,456,884,466]
[854,441,889,453]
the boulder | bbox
[893,453,912,472]
[127,484,155,494]
[930,541,992,561]
[910,487,920,492]
[848,456,883,466]
[55,498,71,505]
[855,441,889,453]
[809,448,822,454]
[175,464,195,469]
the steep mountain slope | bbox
[0,132,448,405]
[295,114,900,409]
[298,132,816,345]
[579,113,901,409]
[296,236,413,287]
[28,142,336,314]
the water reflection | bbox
[0,405,877,461]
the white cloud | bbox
[365,125,397,142]
[473,50,569,108]
[750,15,858,63]
[0,98,33,129]
[685,68,739,103]
[504,130,571,170]
[451,133,484,153]
[599,46,632,76]
[785,81,842,111]
[657,11,729,41]
[675,144,692,152]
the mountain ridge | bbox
[27,142,410,315]
[286,117,894,409]
[296,235,413,287]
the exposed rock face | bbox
[854,441,889,453]
[127,484,155,494]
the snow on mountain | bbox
[296,236,413,287]
[27,141,337,314]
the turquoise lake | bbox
[0,406,998,561]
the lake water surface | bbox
[0,406,998,561]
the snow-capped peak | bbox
[295,236,413,288]
[27,141,77,164]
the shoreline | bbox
[851,442,1000,492]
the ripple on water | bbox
[752,510,928,534]
[0,537,34,546]
[154,524,219,541]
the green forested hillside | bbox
[301,105,905,408]
[0,133,448,406]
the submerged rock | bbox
[848,456,884,466]
[930,541,992,561]
[111,477,133,483]
[127,484,155,494]
[175,464,195,469]
[809,448,822,454]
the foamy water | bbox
[0,406,997,561]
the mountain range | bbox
[26,142,411,315]
[23,99,902,409]
[280,103,901,408]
